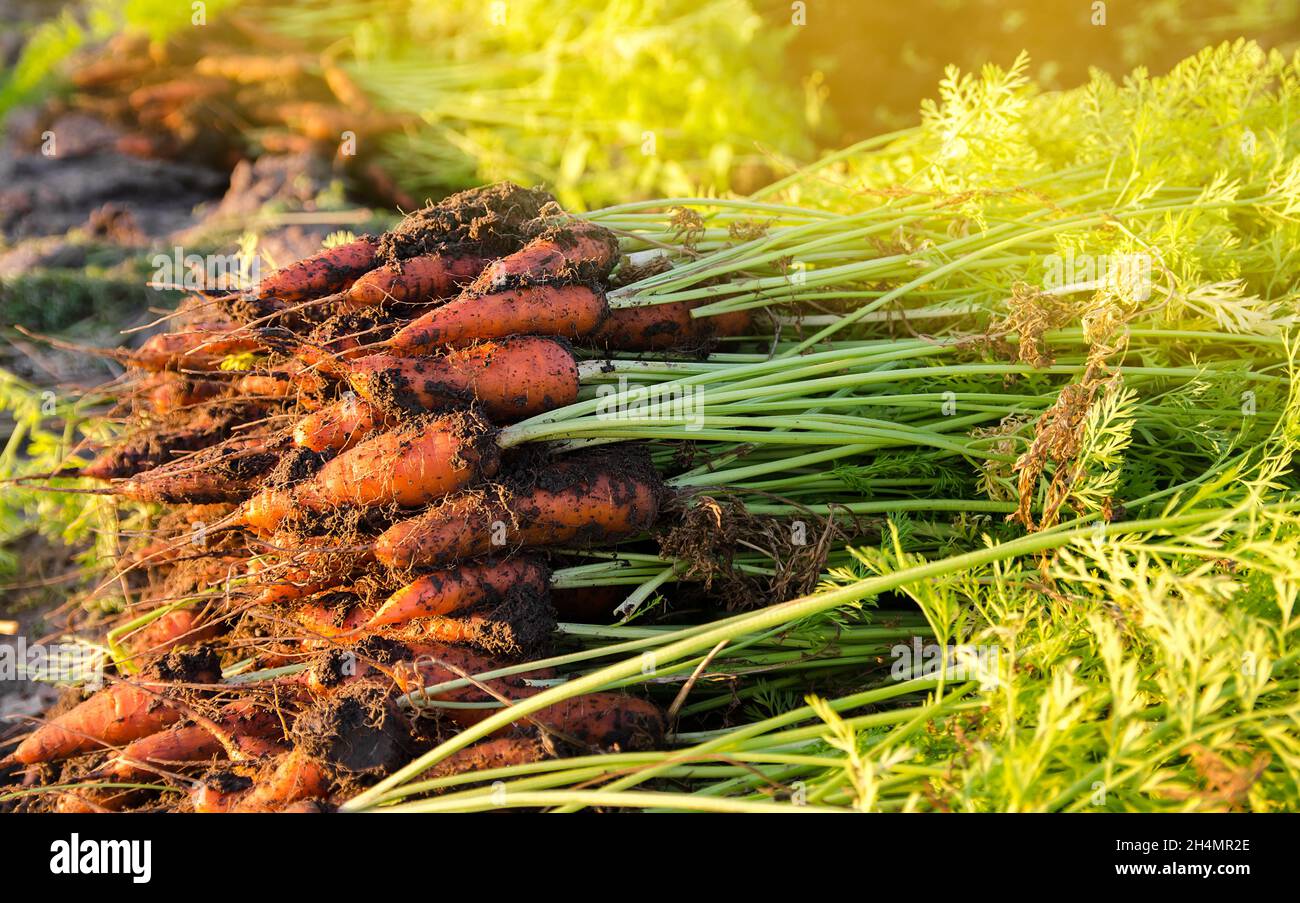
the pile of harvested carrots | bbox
[0,183,754,812]
[21,24,413,207]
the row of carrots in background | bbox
[4,0,813,211]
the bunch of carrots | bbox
[0,181,769,812]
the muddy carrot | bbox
[387,284,608,354]
[128,609,221,657]
[239,412,499,533]
[590,301,752,351]
[367,557,547,629]
[344,336,580,422]
[100,698,285,780]
[12,660,221,765]
[291,395,396,453]
[424,736,547,779]
[252,236,378,304]
[119,434,280,504]
[343,251,490,308]
[471,220,620,292]
[132,327,263,372]
[374,454,660,569]
[230,750,330,812]
[531,692,665,751]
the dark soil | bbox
[376,182,555,264]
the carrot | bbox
[100,698,285,780]
[54,789,138,813]
[276,103,410,143]
[127,609,221,657]
[401,610,554,654]
[375,453,661,569]
[322,65,370,112]
[128,78,228,112]
[71,57,154,89]
[247,534,374,604]
[194,53,309,83]
[120,433,280,504]
[343,251,490,308]
[12,658,221,765]
[145,375,226,414]
[367,556,547,628]
[392,644,554,729]
[387,284,608,354]
[239,412,499,533]
[191,773,254,813]
[345,336,580,422]
[80,409,242,480]
[424,736,547,779]
[252,235,378,304]
[532,692,665,751]
[132,327,262,372]
[589,301,753,351]
[230,750,330,812]
[294,561,553,655]
[292,395,396,453]
[293,597,371,641]
[254,575,346,608]
[471,220,620,292]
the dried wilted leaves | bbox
[1004,288,1133,531]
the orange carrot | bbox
[128,609,221,657]
[291,395,396,453]
[367,557,547,628]
[145,375,226,414]
[191,774,253,813]
[100,698,285,780]
[132,327,263,372]
[239,412,499,533]
[345,336,579,422]
[531,692,665,751]
[375,454,660,569]
[293,561,552,655]
[12,662,220,765]
[387,284,608,354]
[128,78,228,111]
[424,736,547,779]
[72,57,153,89]
[471,220,619,292]
[589,301,753,351]
[119,433,279,504]
[230,750,329,812]
[343,251,490,308]
[80,409,242,480]
[252,235,378,304]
